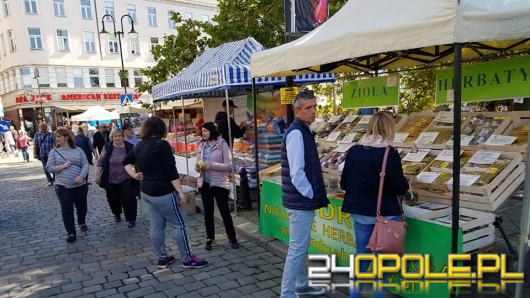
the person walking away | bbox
[214,100,247,147]
[34,122,56,186]
[95,128,138,227]
[340,111,409,298]
[122,124,139,146]
[46,128,90,242]
[16,130,31,162]
[196,122,239,251]
[93,124,110,159]
[124,116,208,269]
[75,127,93,166]
[280,91,329,298]
[4,128,16,155]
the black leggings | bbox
[56,184,88,235]
[200,182,236,241]
[105,179,137,222]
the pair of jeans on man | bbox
[40,156,55,183]
[143,191,195,263]
[55,184,88,236]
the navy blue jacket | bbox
[75,135,93,165]
[340,145,409,216]
[281,118,329,210]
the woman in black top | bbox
[340,111,409,298]
[124,117,208,269]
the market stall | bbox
[251,0,530,297]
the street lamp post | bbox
[99,14,138,104]
[33,68,45,123]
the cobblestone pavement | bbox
[0,157,347,298]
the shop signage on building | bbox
[436,56,530,104]
[14,93,142,104]
[342,76,400,108]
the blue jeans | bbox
[280,209,315,298]
[351,216,400,298]
[20,147,29,161]
[40,156,55,182]
[143,191,194,263]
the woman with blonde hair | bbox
[16,130,31,162]
[46,128,90,242]
[340,111,409,298]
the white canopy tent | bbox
[71,106,119,122]
[251,0,530,77]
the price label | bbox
[447,135,474,146]
[340,132,357,144]
[403,149,431,162]
[484,134,517,146]
[393,132,409,143]
[358,115,371,125]
[447,174,480,187]
[468,150,502,165]
[514,97,525,104]
[343,115,358,123]
[329,115,342,123]
[435,150,460,162]
[434,111,454,124]
[416,172,441,184]
[326,131,341,142]
[415,132,439,145]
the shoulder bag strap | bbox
[376,147,391,217]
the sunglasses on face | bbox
[293,90,315,106]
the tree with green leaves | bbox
[398,68,437,114]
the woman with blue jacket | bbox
[340,111,409,298]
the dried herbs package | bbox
[509,124,529,146]
[463,115,504,145]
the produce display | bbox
[509,124,529,146]
[320,151,347,171]
[397,115,434,143]
[462,114,505,145]
[326,117,361,142]
[316,117,343,139]
[462,158,510,186]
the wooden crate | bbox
[413,151,525,212]
[473,111,530,153]
[393,112,438,148]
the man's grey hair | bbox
[293,91,316,108]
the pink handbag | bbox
[366,147,408,255]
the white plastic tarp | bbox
[251,0,530,77]
[71,106,119,121]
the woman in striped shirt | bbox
[47,128,90,243]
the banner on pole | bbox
[342,76,399,108]
[436,56,530,104]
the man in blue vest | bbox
[280,91,329,298]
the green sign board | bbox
[342,76,399,109]
[436,56,530,104]
[259,179,463,298]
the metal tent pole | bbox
[332,83,337,115]
[181,96,190,185]
[252,78,261,206]
[515,127,530,298]
[172,106,177,148]
[452,43,463,254]
[225,89,238,213]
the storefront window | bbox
[55,67,67,87]
[20,67,32,88]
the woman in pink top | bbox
[16,130,31,162]
[196,122,239,251]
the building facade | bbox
[0,0,217,133]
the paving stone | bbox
[144,292,169,298]
[117,284,139,293]
[252,289,275,298]
[102,280,123,289]
[37,286,63,297]
[95,288,118,297]
[198,285,221,296]
[56,289,83,298]
[164,286,188,297]
[83,285,103,294]
[62,283,82,292]
[127,286,157,298]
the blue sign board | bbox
[120,94,133,106]
[0,121,10,132]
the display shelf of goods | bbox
[399,149,437,177]
[414,151,525,212]
[316,116,343,139]
[323,116,362,143]
[480,111,530,152]
[320,147,350,174]
[394,112,437,145]
[403,201,451,220]
[460,112,508,146]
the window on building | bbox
[80,0,92,19]
[127,4,137,24]
[83,31,96,53]
[150,37,159,51]
[105,69,115,87]
[89,68,99,87]
[20,67,32,88]
[148,7,157,26]
[1,34,6,56]
[3,73,8,92]
[168,11,176,28]
[201,15,209,22]
[7,30,15,52]
[184,12,192,20]
[53,0,65,17]
[133,70,142,87]
[73,68,84,87]
[108,36,119,53]
[56,29,69,51]
[37,68,50,87]
[24,0,38,14]
[28,27,42,50]
[129,37,140,55]
[120,70,129,87]
[10,69,17,90]
[104,1,114,20]
[3,0,11,16]
[55,67,67,87]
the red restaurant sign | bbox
[15,93,141,104]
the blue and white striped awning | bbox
[152,37,334,101]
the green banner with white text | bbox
[342,76,399,108]
[436,56,530,104]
